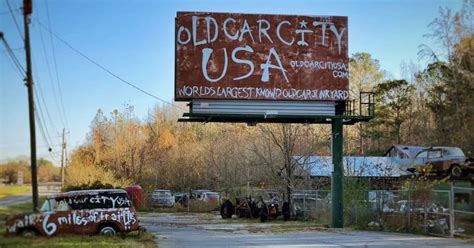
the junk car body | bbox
[408,147,471,177]
[6,189,140,236]
[151,189,175,207]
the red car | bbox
[6,189,141,236]
[409,147,472,177]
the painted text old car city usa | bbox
[175,12,348,101]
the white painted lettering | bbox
[223,17,239,40]
[257,19,273,43]
[202,48,228,83]
[192,16,207,47]
[260,47,289,83]
[231,46,255,80]
[276,21,294,46]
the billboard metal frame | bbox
[178,92,375,229]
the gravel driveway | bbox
[141,212,473,248]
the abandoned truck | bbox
[407,146,473,177]
[5,189,141,236]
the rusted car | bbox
[408,147,471,177]
[6,189,141,236]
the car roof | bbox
[431,146,462,150]
[48,189,127,199]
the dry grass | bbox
[0,186,31,199]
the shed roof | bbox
[386,144,426,158]
[296,156,410,177]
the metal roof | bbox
[386,145,426,158]
[296,156,411,177]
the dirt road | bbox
[141,212,472,248]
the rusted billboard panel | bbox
[175,12,348,101]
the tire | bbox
[21,229,36,237]
[99,225,117,236]
[450,165,464,177]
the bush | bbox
[65,180,120,191]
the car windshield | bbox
[40,199,53,212]
[428,150,442,158]
[154,191,170,197]
[416,151,428,158]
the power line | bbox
[44,0,69,129]
[31,50,61,148]
[5,0,24,41]
[32,55,59,134]
[34,19,185,111]
[1,34,25,78]
[34,92,54,152]
[2,49,25,79]
[36,11,66,129]
[32,75,55,152]
[1,46,24,54]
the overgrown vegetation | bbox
[0,159,60,184]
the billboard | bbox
[175,12,348,102]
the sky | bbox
[0,0,463,165]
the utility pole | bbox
[23,0,39,212]
[60,128,66,189]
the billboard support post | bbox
[331,116,344,228]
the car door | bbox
[427,149,443,172]
[39,198,74,236]
[414,151,428,167]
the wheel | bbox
[99,225,117,236]
[450,165,464,177]
[21,229,36,237]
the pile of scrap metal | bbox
[220,196,289,222]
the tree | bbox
[375,80,416,144]
[251,124,326,214]
[38,159,60,182]
[416,1,474,153]
[348,52,385,154]
[65,145,129,188]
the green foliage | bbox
[343,177,372,228]
[0,159,60,184]
[349,52,385,95]
[415,1,474,154]
[64,180,120,192]
[374,79,416,144]
[0,160,31,184]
